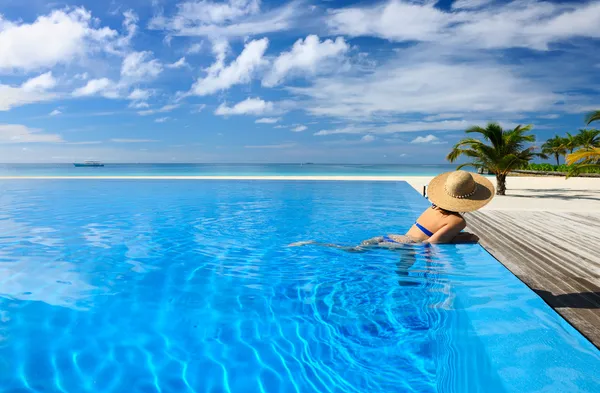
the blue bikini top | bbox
[415,222,434,237]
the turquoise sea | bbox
[0,163,457,177]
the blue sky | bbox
[0,0,599,163]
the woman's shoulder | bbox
[448,214,467,227]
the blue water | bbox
[0,163,456,177]
[0,180,598,393]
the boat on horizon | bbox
[74,160,104,167]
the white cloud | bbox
[293,59,557,120]
[361,134,375,143]
[328,1,450,43]
[155,117,169,123]
[187,42,204,54]
[314,120,512,136]
[150,1,299,39]
[129,101,150,109]
[21,72,57,92]
[110,138,159,143]
[179,0,261,25]
[255,117,280,124]
[411,134,441,144]
[291,125,307,132]
[0,79,58,111]
[120,10,139,45]
[128,89,152,101]
[327,1,600,51]
[138,104,179,116]
[0,8,119,71]
[191,38,268,95]
[166,57,188,69]
[538,113,560,119]
[121,51,163,81]
[263,35,349,87]
[49,109,62,116]
[72,78,118,98]
[0,124,63,143]
[0,72,57,111]
[215,97,273,116]
[210,38,230,65]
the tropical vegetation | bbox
[533,111,600,176]
[573,129,600,150]
[447,123,543,195]
[563,111,600,175]
[563,132,578,153]
[448,112,600,194]
[524,163,600,174]
[537,129,599,165]
[541,136,566,166]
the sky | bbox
[0,0,599,164]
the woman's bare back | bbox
[405,206,466,242]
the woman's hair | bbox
[432,204,462,216]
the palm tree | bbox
[541,136,567,165]
[585,110,600,126]
[447,123,544,195]
[566,147,600,177]
[575,129,600,150]
[563,132,578,154]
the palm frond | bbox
[455,162,482,170]
[566,148,600,165]
[585,110,600,126]
[566,163,600,178]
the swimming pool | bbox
[0,180,598,392]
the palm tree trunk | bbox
[555,153,560,166]
[496,174,507,195]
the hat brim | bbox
[427,171,495,212]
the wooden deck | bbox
[466,210,600,348]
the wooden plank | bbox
[465,210,600,348]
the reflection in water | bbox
[0,255,97,309]
[0,212,97,309]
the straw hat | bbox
[427,170,495,212]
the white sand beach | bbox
[403,176,600,212]
[1,175,598,212]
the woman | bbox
[290,170,494,249]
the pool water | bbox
[0,180,598,393]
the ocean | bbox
[0,163,457,177]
